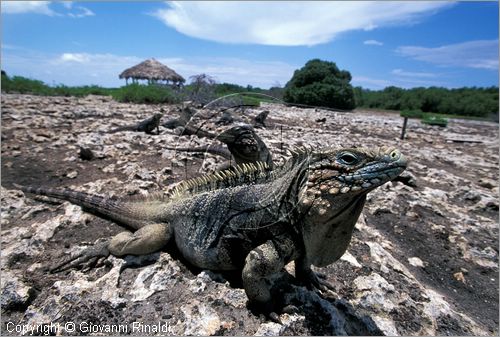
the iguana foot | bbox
[50,239,110,273]
[297,268,336,293]
[282,304,300,315]
[248,300,283,324]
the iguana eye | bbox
[338,152,358,165]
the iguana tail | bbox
[19,186,160,229]
[108,125,135,133]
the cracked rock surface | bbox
[1,94,498,335]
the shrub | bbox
[400,109,424,119]
[112,84,178,104]
[421,114,448,127]
[2,75,52,94]
[284,59,356,110]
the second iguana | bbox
[166,124,274,170]
[109,113,162,135]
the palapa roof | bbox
[119,58,185,83]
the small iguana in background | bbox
[170,123,218,138]
[162,105,218,138]
[109,113,162,135]
[19,146,407,319]
[253,110,269,128]
[216,110,234,125]
[165,124,274,170]
[162,105,196,129]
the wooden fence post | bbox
[400,117,408,140]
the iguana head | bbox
[300,146,407,207]
[216,124,258,156]
[298,146,407,266]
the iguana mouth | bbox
[355,165,406,183]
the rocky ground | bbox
[1,93,498,336]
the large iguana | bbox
[19,146,407,317]
[109,113,162,135]
[166,124,274,170]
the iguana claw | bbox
[50,239,110,273]
[298,269,336,293]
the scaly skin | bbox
[109,113,162,135]
[20,146,407,316]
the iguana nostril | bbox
[390,150,399,160]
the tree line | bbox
[2,60,498,120]
[353,86,499,119]
[281,59,498,119]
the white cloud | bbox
[353,73,447,89]
[59,53,91,63]
[159,57,296,88]
[364,40,383,46]
[3,50,296,88]
[67,6,95,18]
[391,68,436,78]
[152,1,451,46]
[2,1,55,16]
[393,78,447,88]
[2,1,94,18]
[352,76,391,89]
[396,40,499,70]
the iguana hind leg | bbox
[51,238,110,273]
[109,223,171,256]
[51,223,172,273]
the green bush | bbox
[2,74,52,94]
[284,59,356,110]
[111,83,178,104]
[52,85,115,97]
[421,114,448,127]
[400,109,424,119]
[1,74,116,97]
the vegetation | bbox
[400,109,425,119]
[1,71,497,121]
[184,73,217,105]
[421,114,448,127]
[112,83,178,104]
[1,74,116,97]
[283,59,356,110]
[401,109,449,127]
[355,86,499,120]
[1,73,285,106]
[1,73,177,104]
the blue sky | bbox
[2,1,498,89]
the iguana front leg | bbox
[242,238,295,318]
[51,223,172,272]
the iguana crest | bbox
[170,161,272,199]
[170,146,311,199]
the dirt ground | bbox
[1,94,498,335]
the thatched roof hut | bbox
[119,58,185,85]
